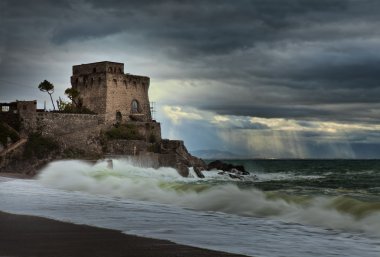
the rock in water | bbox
[177,164,190,177]
[193,166,205,178]
[207,160,249,175]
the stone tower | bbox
[71,61,152,124]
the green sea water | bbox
[223,160,380,193]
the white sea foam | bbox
[37,159,380,237]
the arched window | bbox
[93,68,96,73]
[91,78,94,85]
[131,100,139,113]
[108,67,112,73]
[119,68,122,73]
[113,67,116,73]
[98,77,101,84]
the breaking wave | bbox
[37,159,380,236]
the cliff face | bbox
[103,138,206,177]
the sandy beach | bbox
[0,211,248,257]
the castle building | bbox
[0,60,205,176]
[71,61,152,124]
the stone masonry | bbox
[71,61,151,124]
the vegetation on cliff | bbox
[58,88,95,114]
[57,100,96,114]
[64,88,80,107]
[105,124,144,140]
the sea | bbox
[0,159,380,257]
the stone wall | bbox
[36,113,104,155]
[71,71,108,115]
[105,73,151,123]
[106,140,149,155]
[18,103,37,136]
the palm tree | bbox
[38,80,56,110]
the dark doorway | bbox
[116,111,122,123]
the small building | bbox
[71,61,152,124]
[0,100,37,133]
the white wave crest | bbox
[37,159,380,236]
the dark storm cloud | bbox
[69,0,348,54]
[1,0,380,125]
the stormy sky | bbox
[1,0,380,158]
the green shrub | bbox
[24,133,59,158]
[0,123,20,146]
[58,102,96,114]
[105,124,144,140]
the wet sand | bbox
[0,211,249,257]
[0,172,32,179]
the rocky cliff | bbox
[0,117,207,177]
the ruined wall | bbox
[17,101,37,135]
[36,113,104,156]
[0,101,37,133]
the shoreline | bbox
[0,172,33,179]
[0,211,249,257]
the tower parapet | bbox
[73,61,124,75]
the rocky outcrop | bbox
[207,160,249,179]
[193,166,205,178]
[157,139,207,178]
[207,160,248,174]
